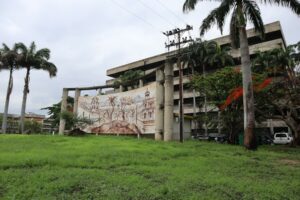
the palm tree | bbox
[252,50,275,74]
[1,43,19,133]
[207,45,234,67]
[183,0,300,150]
[183,40,234,135]
[183,40,217,135]
[114,70,144,91]
[16,42,57,134]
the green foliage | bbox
[253,44,299,76]
[190,67,266,143]
[24,120,42,134]
[60,111,93,130]
[42,97,74,129]
[114,70,144,89]
[0,135,299,199]
[182,0,300,48]
[190,67,244,142]
[182,39,234,72]
[253,42,300,145]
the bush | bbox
[24,120,42,134]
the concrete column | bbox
[164,62,174,141]
[155,68,164,141]
[139,79,144,88]
[97,88,102,95]
[270,119,274,135]
[119,85,124,92]
[59,88,68,135]
[73,89,81,116]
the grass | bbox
[0,135,299,200]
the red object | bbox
[220,78,272,110]
[220,87,243,110]
[255,78,272,91]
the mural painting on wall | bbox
[78,83,156,135]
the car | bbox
[273,132,293,145]
[208,133,227,143]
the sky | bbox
[0,0,299,116]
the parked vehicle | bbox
[208,133,227,143]
[273,132,293,145]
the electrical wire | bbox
[155,0,187,25]
[136,0,177,27]
[110,0,161,32]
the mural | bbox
[78,83,156,135]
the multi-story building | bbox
[104,21,290,136]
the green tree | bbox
[1,43,19,133]
[114,70,144,90]
[183,0,300,150]
[16,42,57,134]
[42,97,74,130]
[190,67,243,143]
[182,39,234,135]
[254,44,300,145]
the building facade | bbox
[104,21,290,136]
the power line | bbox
[110,0,161,32]
[136,0,177,27]
[155,0,187,25]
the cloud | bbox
[0,0,299,116]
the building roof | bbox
[106,21,286,78]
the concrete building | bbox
[104,21,290,136]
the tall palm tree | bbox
[183,0,300,150]
[16,42,57,134]
[1,43,19,133]
[183,40,234,135]
[183,40,217,135]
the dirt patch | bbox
[279,159,300,166]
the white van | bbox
[273,132,293,145]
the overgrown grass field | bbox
[0,135,299,200]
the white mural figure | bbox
[78,83,156,135]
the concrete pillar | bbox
[155,68,164,141]
[97,88,102,95]
[164,62,174,141]
[59,88,68,135]
[119,85,124,92]
[73,89,81,116]
[139,79,144,88]
[270,119,274,135]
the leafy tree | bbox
[0,43,20,133]
[114,70,144,90]
[24,120,42,134]
[190,67,243,143]
[182,39,234,134]
[183,0,300,150]
[42,97,74,130]
[16,42,57,134]
[60,111,93,131]
[254,44,300,145]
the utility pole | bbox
[163,25,193,142]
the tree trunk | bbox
[239,27,257,150]
[284,118,300,146]
[1,68,13,134]
[20,67,30,134]
[203,64,208,136]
